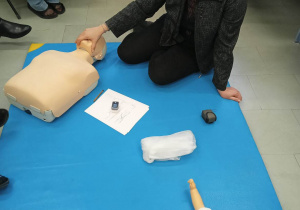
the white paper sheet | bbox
[85,89,149,135]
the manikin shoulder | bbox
[30,50,95,71]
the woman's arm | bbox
[75,0,165,52]
[212,0,247,101]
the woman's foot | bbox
[27,3,58,19]
[48,3,65,15]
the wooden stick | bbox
[93,90,104,102]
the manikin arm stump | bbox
[188,179,205,210]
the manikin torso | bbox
[4,38,106,118]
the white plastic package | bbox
[141,130,197,164]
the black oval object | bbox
[0,109,9,127]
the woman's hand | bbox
[217,87,242,102]
[75,25,106,53]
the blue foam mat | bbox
[0,43,282,210]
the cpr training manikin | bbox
[4,37,106,122]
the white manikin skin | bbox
[4,37,106,118]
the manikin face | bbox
[78,37,107,61]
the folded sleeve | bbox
[212,0,247,90]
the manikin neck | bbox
[69,49,95,64]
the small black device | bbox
[111,101,119,110]
[0,175,9,189]
[202,109,217,124]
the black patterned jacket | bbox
[106,0,247,90]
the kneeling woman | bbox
[76,0,247,102]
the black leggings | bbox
[117,16,199,85]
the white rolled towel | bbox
[141,130,197,164]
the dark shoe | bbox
[0,18,31,39]
[133,21,153,33]
[0,109,9,127]
[27,3,58,19]
[0,175,9,189]
[48,3,65,15]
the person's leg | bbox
[148,42,199,85]
[117,15,167,64]
[27,0,48,11]
[27,0,57,19]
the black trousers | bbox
[117,16,199,85]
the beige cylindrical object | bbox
[188,179,205,210]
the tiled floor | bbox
[0,0,299,209]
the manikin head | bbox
[77,37,107,61]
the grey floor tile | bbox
[243,110,300,155]
[237,23,299,48]
[292,110,300,125]
[248,0,300,7]
[296,75,300,84]
[86,0,109,26]
[263,24,300,46]
[0,41,31,51]
[236,23,265,47]
[248,0,282,6]
[248,75,300,109]
[232,47,267,75]
[63,25,94,43]
[0,50,28,81]
[257,46,300,75]
[228,75,261,110]
[55,0,89,25]
[281,0,300,7]
[262,154,300,210]
[283,5,300,20]
[106,0,133,14]
[296,154,300,167]
[244,5,299,25]
[0,24,65,50]
[87,0,138,26]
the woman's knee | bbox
[148,56,170,85]
[117,41,134,64]
[118,33,147,64]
